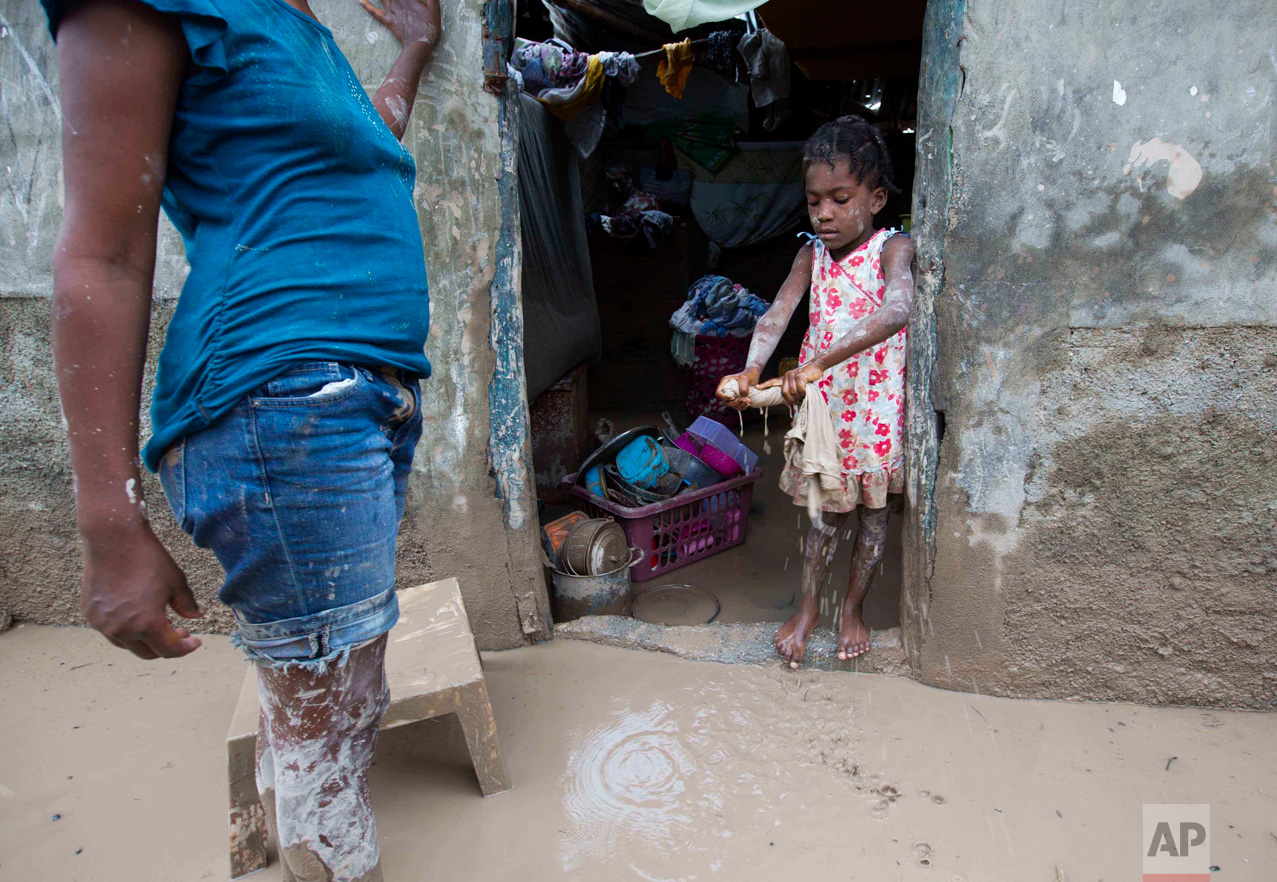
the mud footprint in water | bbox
[867,780,900,818]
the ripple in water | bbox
[560,701,719,870]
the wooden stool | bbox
[225,578,512,879]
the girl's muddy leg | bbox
[255,635,391,882]
[775,511,849,668]
[837,506,889,660]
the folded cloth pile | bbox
[669,275,770,366]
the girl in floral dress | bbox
[717,116,915,668]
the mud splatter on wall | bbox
[0,0,547,648]
[906,0,1277,708]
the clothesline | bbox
[632,38,710,63]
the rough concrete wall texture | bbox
[0,0,547,649]
[914,0,1277,708]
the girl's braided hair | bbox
[803,115,900,195]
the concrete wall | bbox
[0,0,548,648]
[904,0,1277,708]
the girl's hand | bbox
[716,369,761,411]
[780,362,824,404]
[360,0,440,49]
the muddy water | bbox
[631,584,721,626]
[2,626,1276,881]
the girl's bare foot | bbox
[836,598,871,660]
[774,595,820,668]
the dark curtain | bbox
[518,93,601,401]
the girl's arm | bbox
[715,244,813,411]
[778,234,915,404]
[54,0,203,660]
[361,0,441,140]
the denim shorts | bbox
[159,362,423,667]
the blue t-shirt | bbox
[43,0,432,471]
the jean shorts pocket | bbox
[250,362,362,407]
[158,439,188,531]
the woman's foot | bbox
[836,599,871,660]
[774,595,819,669]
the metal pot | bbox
[550,551,640,623]
[560,518,630,576]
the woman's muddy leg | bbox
[775,511,849,667]
[255,710,299,882]
[255,635,391,882]
[836,506,889,660]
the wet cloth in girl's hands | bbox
[781,378,842,523]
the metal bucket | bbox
[550,551,640,623]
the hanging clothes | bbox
[705,30,739,81]
[643,0,767,32]
[657,39,696,99]
[510,39,638,121]
[737,27,792,131]
[510,39,639,157]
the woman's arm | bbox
[778,234,915,404]
[54,0,203,659]
[360,0,441,140]
[715,244,813,411]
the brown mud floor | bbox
[2,624,1276,881]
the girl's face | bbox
[805,158,889,259]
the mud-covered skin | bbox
[256,636,391,882]
[775,512,847,668]
[837,507,889,660]
[774,507,891,667]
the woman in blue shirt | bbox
[47,0,439,877]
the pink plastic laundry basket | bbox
[683,334,749,423]
[567,468,762,582]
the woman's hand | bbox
[779,362,824,404]
[716,368,761,411]
[81,523,204,660]
[360,0,440,49]
[361,0,441,138]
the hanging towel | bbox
[657,39,696,99]
[737,28,792,131]
[643,0,767,33]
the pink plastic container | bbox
[698,443,744,478]
[567,468,761,582]
[673,432,701,457]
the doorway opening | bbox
[517,0,929,645]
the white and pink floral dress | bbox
[780,228,907,511]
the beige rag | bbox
[721,378,841,522]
